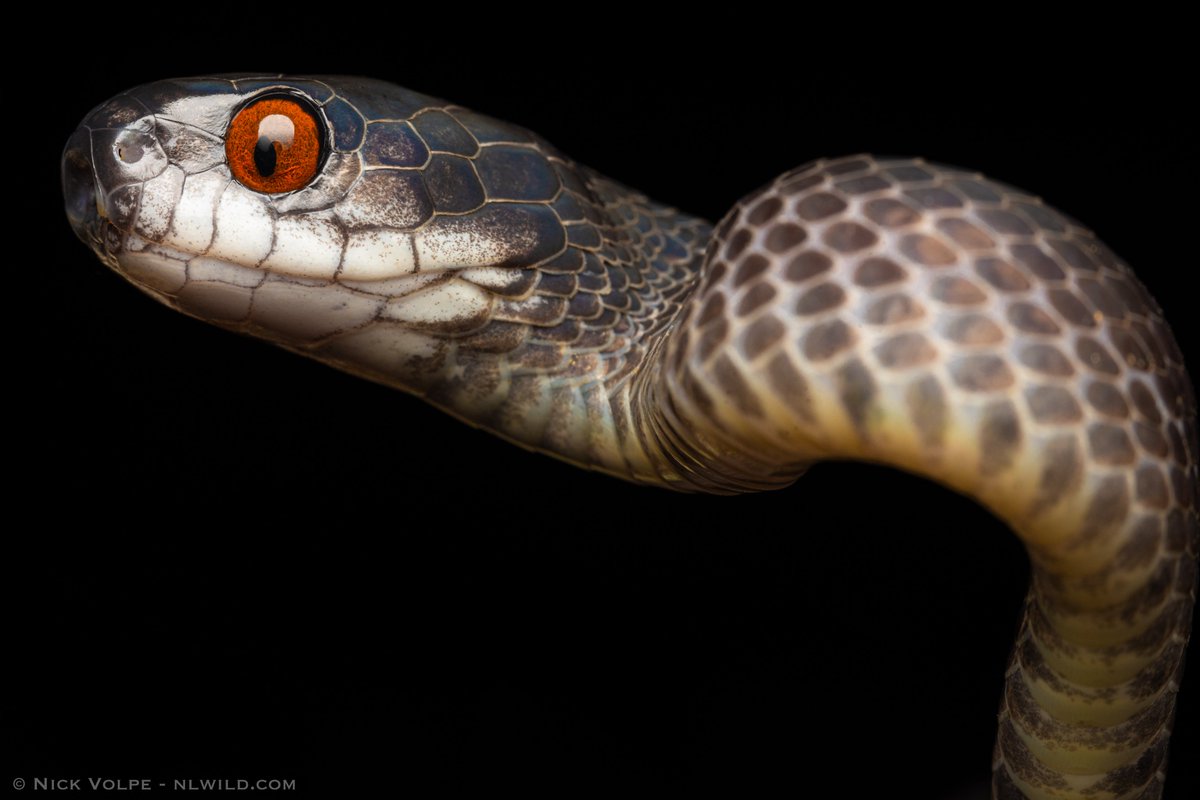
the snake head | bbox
[60,75,579,353]
[62,74,709,471]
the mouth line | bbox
[108,227,466,311]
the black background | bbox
[11,16,1197,799]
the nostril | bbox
[117,141,144,164]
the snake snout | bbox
[62,126,102,248]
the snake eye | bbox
[225,94,324,194]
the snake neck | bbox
[630,158,1199,799]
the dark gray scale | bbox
[474,145,561,202]
[362,121,429,168]
[422,155,485,213]
[411,109,480,156]
[323,97,366,151]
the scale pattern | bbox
[652,157,1198,797]
[63,77,1198,799]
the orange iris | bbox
[225,96,322,194]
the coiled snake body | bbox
[63,75,1197,798]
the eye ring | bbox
[225,92,327,194]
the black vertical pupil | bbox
[254,136,277,177]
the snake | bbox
[62,74,1197,799]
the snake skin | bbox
[63,76,1198,799]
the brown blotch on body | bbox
[906,375,946,450]
[740,314,786,361]
[823,221,878,253]
[863,197,920,228]
[865,293,925,325]
[1025,385,1084,424]
[724,228,752,260]
[874,332,937,370]
[1132,421,1169,460]
[696,318,730,362]
[978,208,1035,236]
[1048,289,1097,328]
[931,276,988,305]
[1032,435,1082,513]
[1018,343,1076,377]
[764,222,808,253]
[1048,238,1098,272]
[802,318,857,361]
[942,314,1004,346]
[1076,337,1121,375]
[1128,380,1163,423]
[854,256,907,287]
[1086,381,1131,419]
[1078,278,1126,319]
[1088,423,1137,466]
[795,192,848,221]
[737,283,777,317]
[701,260,728,291]
[785,251,833,283]
[1006,302,1061,336]
[950,354,1016,392]
[1118,517,1163,570]
[766,352,815,422]
[1010,244,1065,281]
[899,233,957,267]
[937,218,995,250]
[977,257,1031,293]
[733,253,770,288]
[712,354,763,418]
[697,292,726,326]
[1135,465,1170,510]
[746,196,783,226]
[979,400,1021,475]
[1111,328,1151,371]
[795,282,846,316]
[836,358,877,431]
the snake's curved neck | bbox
[627,163,1198,798]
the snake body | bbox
[63,75,1197,798]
